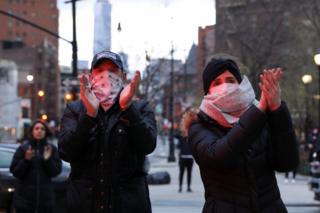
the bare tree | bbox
[215,0,320,129]
[140,58,166,100]
[216,0,293,91]
[301,0,320,38]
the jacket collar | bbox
[198,110,231,132]
[29,138,47,147]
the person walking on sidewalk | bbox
[10,120,62,213]
[284,170,297,183]
[58,50,157,213]
[188,57,299,213]
[176,108,198,193]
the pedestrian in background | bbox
[10,119,62,213]
[58,50,157,213]
[188,57,299,213]
[176,107,198,193]
[284,170,297,183]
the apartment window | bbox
[23,32,27,38]
[22,107,29,118]
[8,21,13,28]
[16,0,20,3]
[0,69,9,83]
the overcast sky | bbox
[58,0,215,72]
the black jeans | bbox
[179,158,194,189]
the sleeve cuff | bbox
[267,102,293,131]
[239,105,267,132]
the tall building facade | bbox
[93,0,112,54]
[0,0,60,139]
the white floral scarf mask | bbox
[200,76,258,127]
[90,71,123,111]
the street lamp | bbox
[302,74,313,144]
[64,92,73,102]
[26,74,34,82]
[41,114,48,121]
[314,52,320,129]
[37,90,45,98]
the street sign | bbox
[62,78,79,87]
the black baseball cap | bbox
[90,50,124,72]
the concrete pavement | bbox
[148,157,320,213]
[149,158,204,213]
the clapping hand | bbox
[259,68,282,112]
[25,146,34,160]
[43,145,52,161]
[119,70,141,110]
[79,74,100,117]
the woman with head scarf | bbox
[10,120,62,213]
[188,57,299,213]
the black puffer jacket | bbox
[188,102,299,213]
[58,99,157,213]
[176,134,193,159]
[10,140,62,212]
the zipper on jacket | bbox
[35,141,40,213]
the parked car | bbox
[0,143,70,213]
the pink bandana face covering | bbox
[90,71,123,111]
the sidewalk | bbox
[149,158,204,213]
[149,157,320,213]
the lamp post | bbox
[168,43,176,162]
[314,53,320,129]
[302,74,313,144]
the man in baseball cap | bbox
[59,51,157,213]
[59,49,157,213]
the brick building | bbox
[0,0,58,49]
[197,25,216,98]
[0,0,60,138]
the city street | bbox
[149,141,320,213]
[0,0,320,213]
